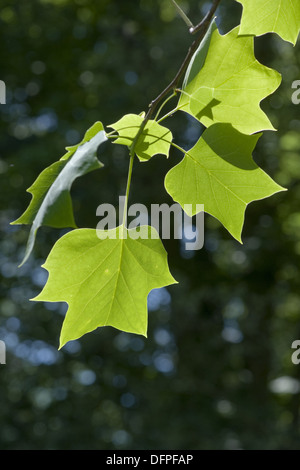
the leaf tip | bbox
[29,292,43,302]
[232,230,243,245]
[58,333,67,350]
[18,253,29,268]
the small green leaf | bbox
[236,0,300,45]
[12,122,107,266]
[179,25,281,135]
[165,123,285,242]
[32,226,177,349]
[109,113,173,161]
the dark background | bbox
[0,0,300,450]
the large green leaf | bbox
[12,122,107,266]
[179,25,281,135]
[32,226,177,349]
[236,0,300,45]
[165,123,285,242]
[109,113,173,161]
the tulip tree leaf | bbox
[165,123,285,242]
[236,0,300,45]
[179,25,281,135]
[12,122,107,266]
[109,113,173,161]
[32,226,177,349]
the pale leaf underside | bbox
[12,123,107,266]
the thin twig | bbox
[171,0,194,30]
[146,0,221,120]
[190,0,221,35]
[122,0,222,227]
[129,0,222,155]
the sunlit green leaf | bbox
[165,123,285,242]
[236,0,300,45]
[109,113,173,161]
[179,25,281,134]
[32,225,177,349]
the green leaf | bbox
[179,25,281,135]
[32,226,177,349]
[12,122,107,266]
[109,113,173,161]
[165,123,285,242]
[236,0,300,45]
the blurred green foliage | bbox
[0,0,300,450]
